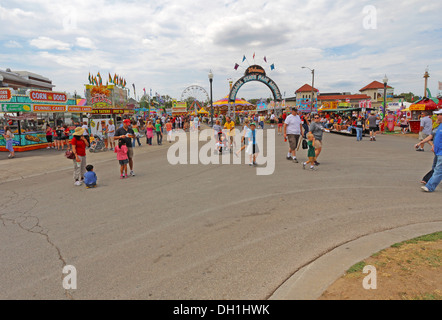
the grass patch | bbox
[347,261,366,274]
[391,232,442,248]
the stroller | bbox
[215,132,229,154]
[89,134,107,153]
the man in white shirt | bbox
[283,107,303,163]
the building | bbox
[359,80,393,110]
[0,68,54,92]
[295,84,319,112]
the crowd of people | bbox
[5,106,440,193]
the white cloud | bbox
[30,36,71,51]
[5,40,22,48]
[76,37,95,49]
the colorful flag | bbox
[264,56,267,63]
[109,73,112,83]
[439,81,442,90]
[234,63,239,70]
[88,72,91,84]
[242,55,246,62]
[270,64,275,70]
[253,52,255,59]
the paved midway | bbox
[0,127,441,299]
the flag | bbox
[270,64,275,70]
[264,56,267,63]
[439,81,442,90]
[234,63,239,70]
[109,73,112,83]
[88,72,91,84]
[253,52,255,60]
[143,88,146,95]
[242,55,246,62]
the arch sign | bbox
[229,65,282,103]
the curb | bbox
[269,221,442,300]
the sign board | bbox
[29,90,68,103]
[229,66,282,103]
[377,88,394,102]
[33,105,67,112]
[0,88,12,102]
[1,103,32,112]
[91,108,126,115]
[67,106,92,113]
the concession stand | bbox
[0,88,90,152]
[408,98,441,133]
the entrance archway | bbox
[228,65,282,104]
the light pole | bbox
[302,66,315,114]
[383,74,388,120]
[208,70,214,127]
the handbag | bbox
[302,139,308,150]
[65,149,75,159]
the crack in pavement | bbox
[0,190,74,300]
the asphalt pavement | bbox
[0,126,441,299]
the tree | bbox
[399,92,419,103]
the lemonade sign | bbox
[1,104,32,112]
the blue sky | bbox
[1,0,441,101]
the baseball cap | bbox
[434,109,442,115]
[250,122,256,126]
[123,119,131,123]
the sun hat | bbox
[73,127,85,136]
[434,109,442,115]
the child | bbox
[115,138,129,178]
[216,134,227,154]
[303,133,317,171]
[84,165,98,188]
[246,122,259,166]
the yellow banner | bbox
[410,104,426,111]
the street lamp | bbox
[208,70,214,127]
[302,66,315,114]
[383,75,388,119]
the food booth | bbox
[408,98,441,133]
[1,88,91,152]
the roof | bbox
[318,94,370,101]
[295,84,319,93]
[360,81,392,92]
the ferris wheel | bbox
[181,85,209,110]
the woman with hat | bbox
[71,126,90,186]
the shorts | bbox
[369,127,377,133]
[270,119,275,124]
[287,134,300,150]
[127,147,134,159]
[119,159,129,165]
[46,135,53,143]
[278,123,283,127]
[308,156,316,162]
[400,125,408,128]
[314,140,322,149]
[419,132,429,141]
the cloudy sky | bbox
[1,0,441,101]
